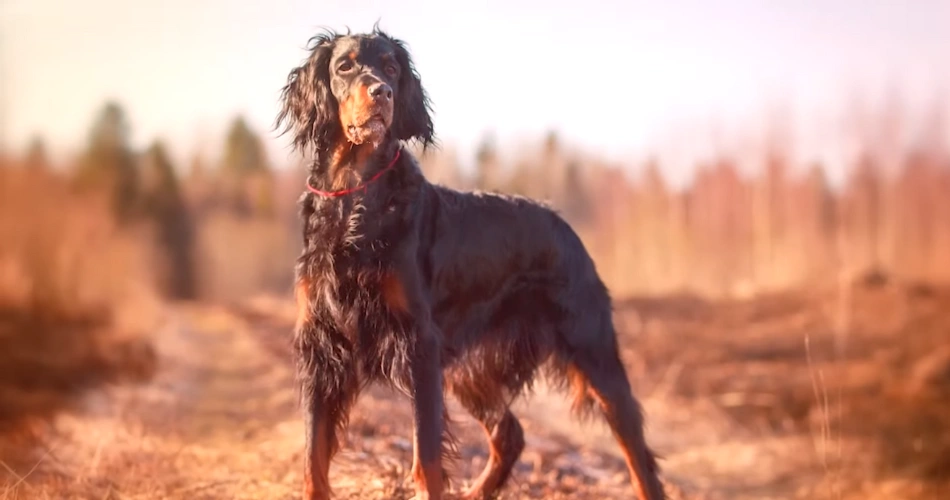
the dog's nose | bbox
[368,82,393,101]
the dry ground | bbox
[3,280,950,499]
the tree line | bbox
[10,100,950,300]
[18,102,278,301]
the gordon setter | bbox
[276,27,666,500]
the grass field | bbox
[2,276,948,499]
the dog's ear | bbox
[276,33,339,154]
[383,33,435,150]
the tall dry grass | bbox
[192,211,297,302]
[0,163,159,427]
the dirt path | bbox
[4,300,900,499]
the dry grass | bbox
[2,281,948,499]
[615,280,950,498]
[191,212,297,303]
[0,165,160,452]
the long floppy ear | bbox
[381,32,435,150]
[275,33,339,154]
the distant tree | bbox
[935,158,950,281]
[841,153,884,276]
[219,116,274,217]
[75,101,140,223]
[541,129,569,204]
[792,163,836,282]
[690,159,753,293]
[752,152,790,287]
[141,142,185,215]
[189,151,208,184]
[141,141,197,300]
[222,116,270,177]
[474,133,503,192]
[249,172,277,218]
[917,93,948,156]
[560,160,593,225]
[543,130,560,157]
[640,160,669,212]
[803,164,836,236]
[631,160,672,291]
[892,150,940,281]
[25,136,50,171]
[184,151,214,213]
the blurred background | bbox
[2,1,950,499]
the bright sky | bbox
[3,0,949,184]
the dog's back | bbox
[420,182,609,349]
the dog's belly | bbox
[433,266,567,337]
[437,289,563,408]
[435,275,564,371]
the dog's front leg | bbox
[409,323,445,499]
[295,279,358,500]
[298,332,358,500]
[388,247,446,499]
[302,392,333,500]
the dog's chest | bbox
[312,195,404,258]
[307,197,412,320]
[303,189,417,330]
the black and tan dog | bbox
[276,27,666,500]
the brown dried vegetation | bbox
[1,98,949,498]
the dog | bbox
[276,27,666,500]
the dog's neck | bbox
[314,137,400,191]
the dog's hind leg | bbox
[552,273,666,499]
[460,407,524,500]
[567,342,666,500]
[447,376,525,500]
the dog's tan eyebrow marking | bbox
[348,51,357,60]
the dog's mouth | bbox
[348,111,389,129]
[345,111,391,144]
[347,116,384,133]
[361,113,386,126]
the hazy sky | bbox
[3,0,949,183]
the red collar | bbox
[306,148,401,198]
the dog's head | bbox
[277,28,434,154]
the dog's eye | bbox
[384,64,398,77]
[338,61,354,73]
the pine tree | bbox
[560,160,592,225]
[220,116,274,217]
[185,151,215,214]
[632,160,671,292]
[141,141,196,300]
[797,163,836,281]
[222,116,270,177]
[474,133,501,192]
[25,136,49,171]
[541,130,566,202]
[75,102,140,223]
[843,154,884,278]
